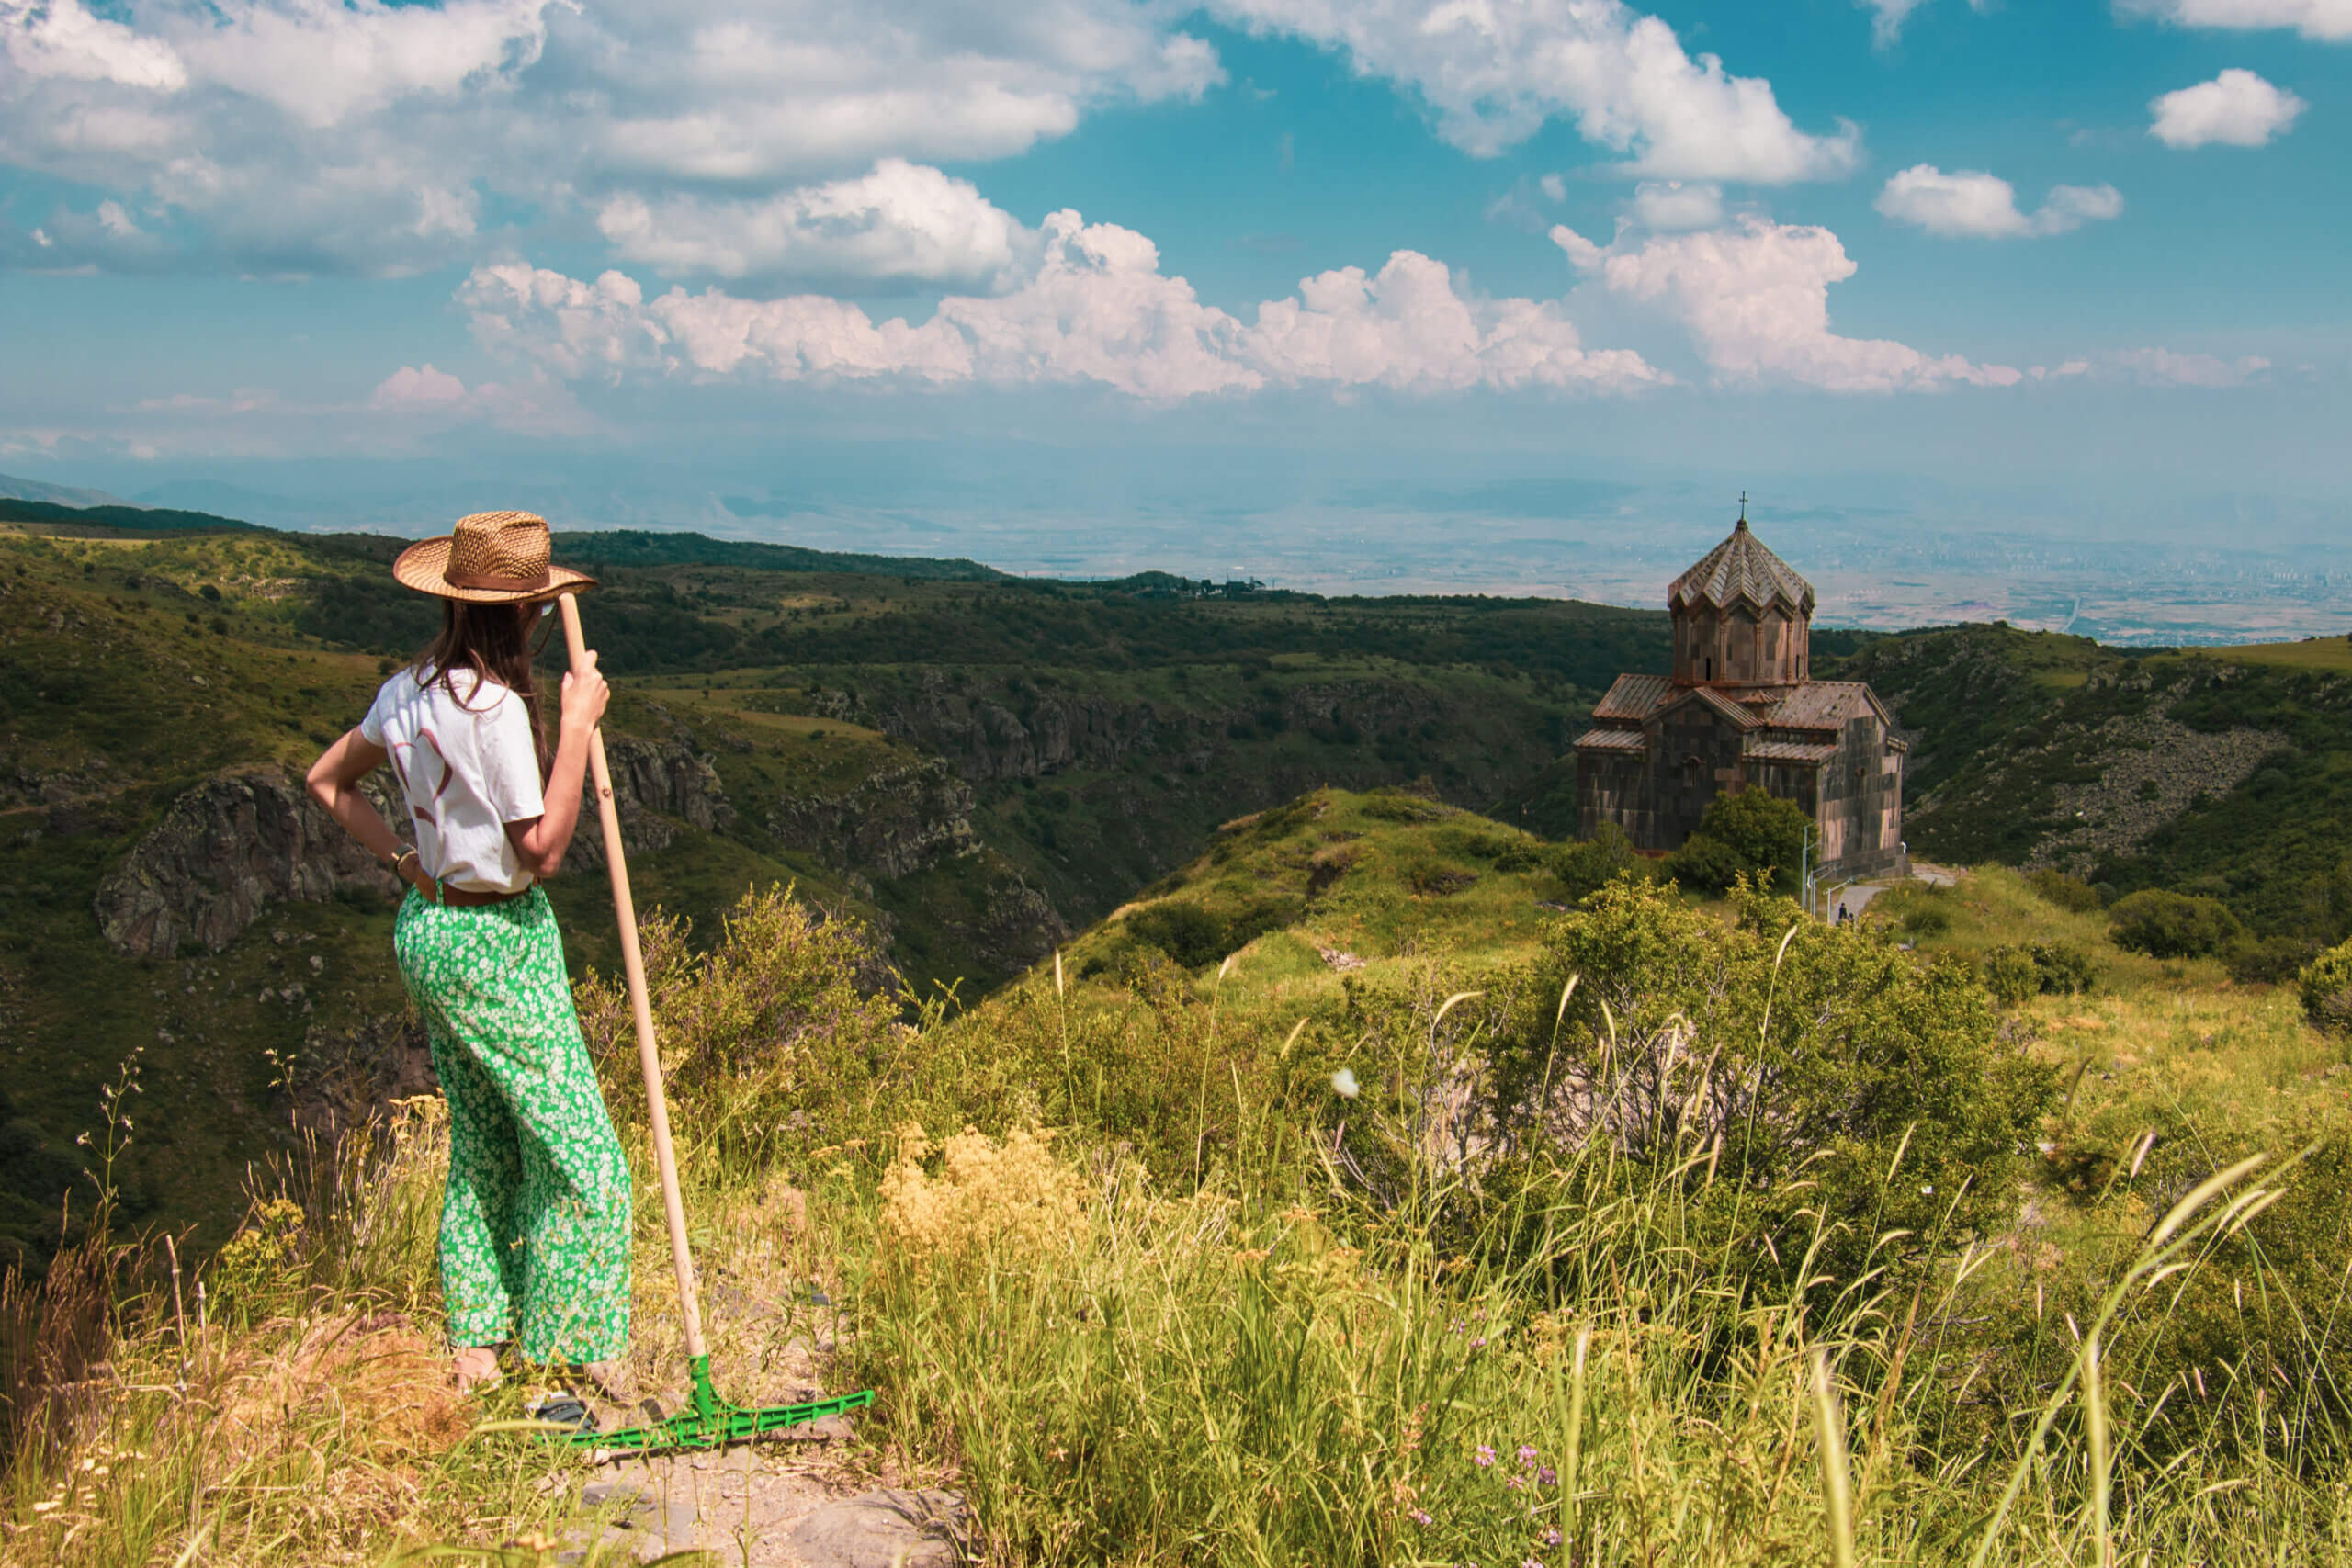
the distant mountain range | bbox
[0,470,133,508]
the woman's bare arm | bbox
[504,649,610,879]
[307,730,435,897]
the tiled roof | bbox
[1591,672,1672,722]
[1573,728,1649,753]
[1659,682,1763,729]
[1764,681,1884,730]
[1668,520,1815,615]
[1746,738,1838,765]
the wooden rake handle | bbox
[557,592,707,1361]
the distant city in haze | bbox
[8,457,2341,649]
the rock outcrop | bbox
[781,1487,970,1568]
[568,736,736,871]
[873,674,1198,783]
[767,757,980,879]
[95,768,404,959]
[96,739,735,957]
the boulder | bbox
[779,1488,969,1568]
[94,768,401,958]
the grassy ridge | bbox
[6,804,2346,1563]
[1834,624,2352,940]
[0,521,1651,1265]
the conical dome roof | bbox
[1668,518,1815,615]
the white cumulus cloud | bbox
[0,0,1224,275]
[0,0,186,88]
[1875,165,2124,238]
[1553,214,2021,391]
[2148,70,2308,149]
[1205,0,1860,179]
[2120,0,2352,40]
[367,362,595,434]
[461,211,1669,401]
[595,160,1030,290]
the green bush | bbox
[1663,830,1747,892]
[1546,821,1643,901]
[1666,788,1809,893]
[2225,933,2321,987]
[573,885,903,1158]
[1982,946,2039,1007]
[2300,938,2352,1035]
[1123,899,1289,968]
[1463,877,2055,1293]
[2027,867,2103,912]
[2108,888,2242,959]
[1983,941,2098,1005]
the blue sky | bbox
[0,0,2345,581]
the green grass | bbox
[2214,637,2352,672]
[8,845,2349,1565]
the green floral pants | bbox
[394,886,632,1363]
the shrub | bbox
[2027,867,2102,912]
[1663,831,1748,893]
[1463,878,2055,1292]
[2225,933,2320,987]
[1983,941,2098,1005]
[2300,938,2352,1035]
[572,884,903,1158]
[1982,946,2039,1007]
[2108,888,2242,959]
[1125,899,1286,968]
[1546,821,1642,901]
[1667,788,1808,893]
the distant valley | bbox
[4,494,2350,1270]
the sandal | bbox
[526,1392,598,1433]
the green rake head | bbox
[568,1355,876,1455]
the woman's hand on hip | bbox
[560,650,609,736]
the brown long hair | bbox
[412,599,553,776]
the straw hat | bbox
[390,511,595,603]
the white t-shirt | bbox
[361,666,548,894]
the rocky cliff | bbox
[567,735,737,870]
[863,674,1451,785]
[766,756,981,879]
[95,768,404,959]
[96,737,736,959]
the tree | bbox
[1668,787,1810,893]
[2108,888,2241,959]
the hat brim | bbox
[390,536,598,603]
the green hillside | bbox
[1831,624,2352,940]
[0,513,1666,1266]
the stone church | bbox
[1574,509,1908,880]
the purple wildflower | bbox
[1516,1444,1539,1466]
[1412,1510,1433,1527]
[1506,1473,1525,1491]
[1470,1337,1487,1350]
[1544,1529,1563,1548]
[1538,1465,1557,1487]
[1475,1444,1496,1468]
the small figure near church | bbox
[1574,501,1908,881]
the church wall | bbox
[1576,751,1656,847]
[1746,761,1820,821]
[1815,716,1907,879]
[1653,706,1751,850]
[1672,602,1810,687]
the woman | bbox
[306,510,631,1395]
